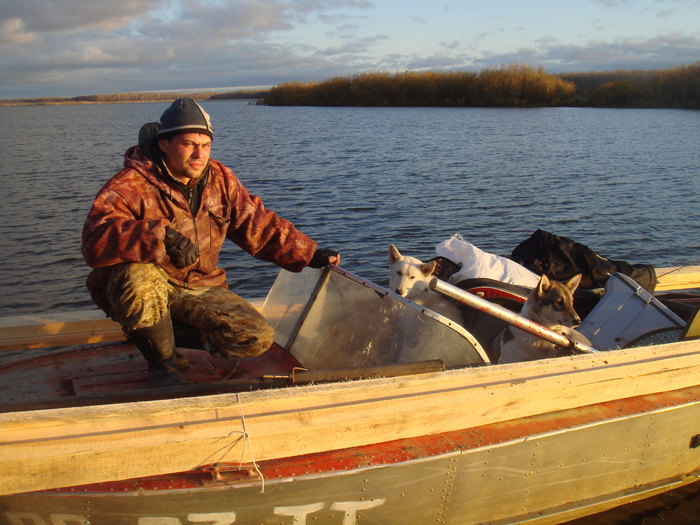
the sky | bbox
[1,0,699,99]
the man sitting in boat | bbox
[81,98,340,387]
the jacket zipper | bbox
[161,163,206,289]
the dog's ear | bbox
[420,260,437,276]
[535,274,550,298]
[565,274,582,292]
[388,244,402,264]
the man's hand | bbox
[164,227,198,269]
[308,248,341,268]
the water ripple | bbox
[0,103,698,315]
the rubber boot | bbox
[127,311,187,387]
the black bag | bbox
[428,256,462,281]
[511,229,657,292]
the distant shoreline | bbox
[0,90,270,107]
[3,62,698,109]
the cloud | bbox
[315,35,388,56]
[591,0,632,6]
[1,0,699,98]
[591,0,700,8]
[0,0,159,33]
[441,40,461,50]
[474,33,700,72]
[0,18,35,45]
[404,53,470,70]
[362,30,700,76]
[0,0,373,97]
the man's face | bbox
[159,133,212,184]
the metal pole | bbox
[429,277,598,354]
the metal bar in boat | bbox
[282,359,445,384]
[429,277,599,355]
[0,359,447,413]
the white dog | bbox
[497,274,590,363]
[388,244,464,325]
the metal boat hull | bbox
[2,386,700,525]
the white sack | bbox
[436,233,540,287]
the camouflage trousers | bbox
[106,263,275,359]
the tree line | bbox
[263,65,577,107]
[578,62,699,109]
[0,89,265,106]
[262,63,699,109]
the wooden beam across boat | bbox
[1,337,700,496]
[0,300,266,353]
[0,310,123,352]
[655,265,700,291]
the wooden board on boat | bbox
[0,300,265,353]
[1,338,700,495]
[655,266,700,291]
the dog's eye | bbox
[410,276,415,280]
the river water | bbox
[0,101,698,316]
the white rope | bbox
[236,392,266,493]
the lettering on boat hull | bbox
[3,499,387,525]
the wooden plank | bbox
[0,311,123,352]
[0,310,110,330]
[0,312,117,340]
[656,266,700,291]
[1,338,699,495]
[0,329,126,352]
[0,299,266,352]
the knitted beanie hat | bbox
[159,98,213,139]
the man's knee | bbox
[239,320,276,357]
[107,263,171,330]
[172,286,276,359]
[201,309,276,359]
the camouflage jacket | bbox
[82,146,317,312]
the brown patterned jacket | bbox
[82,146,317,312]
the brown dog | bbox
[497,274,588,363]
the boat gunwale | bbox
[21,383,700,498]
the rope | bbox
[236,393,266,493]
[194,394,266,493]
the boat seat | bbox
[451,279,529,363]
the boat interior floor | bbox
[0,342,303,411]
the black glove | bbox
[308,248,340,268]
[163,227,198,269]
